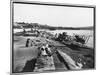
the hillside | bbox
[13,22,93,30]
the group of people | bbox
[55,32,86,45]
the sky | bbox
[14,3,94,27]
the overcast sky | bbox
[14,3,94,27]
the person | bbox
[25,38,30,47]
[45,44,52,57]
[39,44,52,57]
[75,35,85,44]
